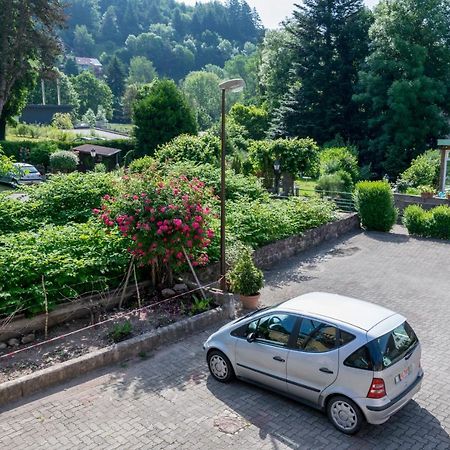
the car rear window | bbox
[375,321,418,369]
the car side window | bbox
[245,319,258,337]
[253,314,296,346]
[344,345,373,370]
[297,319,338,353]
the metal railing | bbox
[272,187,356,213]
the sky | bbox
[181,0,379,29]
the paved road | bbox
[1,229,449,449]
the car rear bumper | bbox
[363,372,423,425]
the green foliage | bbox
[397,150,440,191]
[0,172,119,234]
[270,0,372,143]
[249,138,320,186]
[403,205,450,239]
[227,197,336,248]
[52,113,74,130]
[0,145,15,176]
[354,181,397,231]
[154,134,220,165]
[316,171,354,193]
[189,296,212,315]
[128,155,156,174]
[355,0,450,176]
[229,103,269,140]
[109,321,133,343]
[163,162,267,201]
[81,109,97,127]
[94,163,106,173]
[73,71,113,120]
[228,249,264,296]
[127,56,158,85]
[182,71,221,130]
[50,150,79,173]
[0,220,129,316]
[320,147,360,183]
[133,79,198,156]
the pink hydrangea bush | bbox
[94,174,216,283]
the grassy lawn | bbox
[102,123,134,135]
[296,178,318,196]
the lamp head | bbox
[219,78,245,92]
[90,148,96,158]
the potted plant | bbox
[228,249,264,309]
[418,185,435,199]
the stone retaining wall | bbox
[0,299,232,407]
[394,193,450,216]
[184,213,360,283]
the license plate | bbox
[394,366,412,384]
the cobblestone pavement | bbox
[1,229,450,449]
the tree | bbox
[355,0,450,176]
[73,71,113,119]
[105,56,126,121]
[229,103,269,140]
[73,25,96,55]
[0,0,65,137]
[182,71,221,130]
[127,57,158,85]
[270,0,372,144]
[133,79,198,156]
[64,57,79,76]
[100,6,119,43]
[259,30,295,113]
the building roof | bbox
[280,292,398,331]
[72,144,121,157]
[75,57,102,67]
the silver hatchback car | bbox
[204,292,423,434]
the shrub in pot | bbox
[418,185,435,199]
[228,249,264,309]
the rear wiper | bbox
[404,342,418,360]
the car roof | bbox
[278,292,398,331]
[13,163,34,168]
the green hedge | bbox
[0,172,119,234]
[354,181,397,231]
[227,197,336,248]
[0,220,129,316]
[403,205,450,239]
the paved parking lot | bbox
[1,229,449,449]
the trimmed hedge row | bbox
[403,205,450,239]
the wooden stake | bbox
[182,246,207,300]
[119,256,134,309]
[133,264,141,308]
[42,275,49,340]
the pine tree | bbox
[100,6,119,43]
[354,0,450,176]
[270,0,372,144]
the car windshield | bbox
[21,166,38,174]
[375,321,418,369]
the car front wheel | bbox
[207,350,235,383]
[327,395,364,434]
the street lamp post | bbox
[218,78,245,291]
[273,159,281,195]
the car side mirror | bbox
[247,332,256,343]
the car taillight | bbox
[367,378,386,399]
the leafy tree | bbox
[270,0,372,144]
[259,30,295,113]
[0,145,16,177]
[182,71,221,130]
[105,56,126,97]
[0,0,65,137]
[66,0,101,39]
[52,113,73,129]
[73,25,96,55]
[73,70,113,119]
[82,108,97,127]
[229,103,269,140]
[355,0,450,176]
[133,79,198,156]
[127,57,158,85]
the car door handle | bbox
[319,367,334,374]
[273,356,285,362]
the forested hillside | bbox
[62,0,263,81]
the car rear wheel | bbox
[207,350,235,383]
[327,395,364,434]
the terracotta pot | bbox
[420,192,433,199]
[239,293,260,310]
